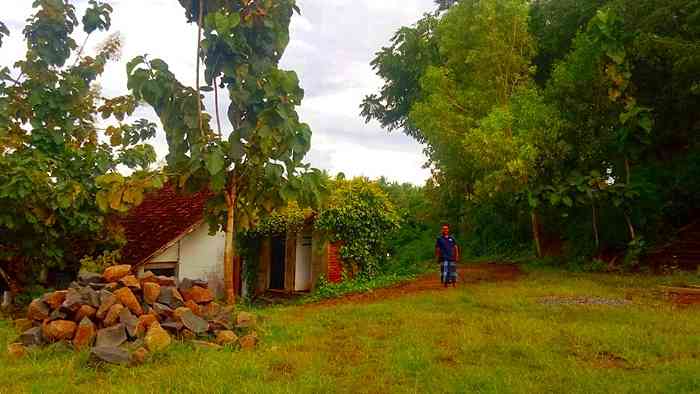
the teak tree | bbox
[127,0,322,304]
[0,0,161,290]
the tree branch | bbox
[196,0,204,137]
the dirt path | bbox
[304,262,524,308]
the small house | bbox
[120,185,345,298]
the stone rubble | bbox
[10,264,258,364]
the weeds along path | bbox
[304,263,524,309]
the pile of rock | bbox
[8,265,258,365]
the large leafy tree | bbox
[529,0,611,85]
[0,0,161,290]
[127,0,322,303]
[360,13,441,142]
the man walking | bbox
[435,224,459,287]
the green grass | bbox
[1,267,699,393]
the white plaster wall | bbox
[150,242,179,262]
[177,225,226,298]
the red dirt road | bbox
[306,263,523,308]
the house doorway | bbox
[269,235,286,290]
[295,231,313,291]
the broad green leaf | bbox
[205,148,226,176]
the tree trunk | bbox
[623,211,636,241]
[531,210,543,258]
[0,265,19,294]
[195,0,204,135]
[214,76,222,138]
[223,181,238,305]
[592,204,600,250]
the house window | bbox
[144,262,178,278]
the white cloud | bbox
[1,0,436,185]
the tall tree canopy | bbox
[0,0,161,289]
[365,0,700,265]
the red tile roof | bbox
[119,184,210,266]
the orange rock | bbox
[236,311,257,328]
[130,347,148,365]
[104,304,125,327]
[239,333,258,350]
[185,300,200,316]
[42,320,77,342]
[73,318,96,350]
[181,286,214,304]
[27,299,50,321]
[114,287,143,316]
[136,314,159,337]
[173,307,191,320]
[180,329,196,340]
[103,265,132,282]
[7,343,26,359]
[96,292,117,320]
[172,287,185,304]
[145,322,171,352]
[138,271,157,284]
[215,330,238,346]
[13,318,33,333]
[119,275,141,289]
[74,305,96,322]
[142,282,161,305]
[200,302,222,319]
[43,290,68,310]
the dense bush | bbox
[315,177,400,277]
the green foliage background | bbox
[363,0,700,268]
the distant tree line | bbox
[363,0,700,268]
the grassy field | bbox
[1,265,699,394]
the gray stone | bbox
[119,308,139,338]
[79,287,100,308]
[19,327,43,347]
[157,287,184,309]
[78,271,103,285]
[61,288,84,312]
[178,278,194,292]
[88,283,107,290]
[48,309,68,321]
[96,290,117,320]
[152,303,173,318]
[208,319,232,331]
[236,312,257,328]
[96,324,127,348]
[99,289,115,304]
[192,279,208,288]
[180,310,209,335]
[160,320,184,332]
[91,346,130,365]
[156,276,177,287]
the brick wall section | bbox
[327,242,343,284]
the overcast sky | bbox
[1,0,435,184]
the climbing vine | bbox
[315,178,400,277]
